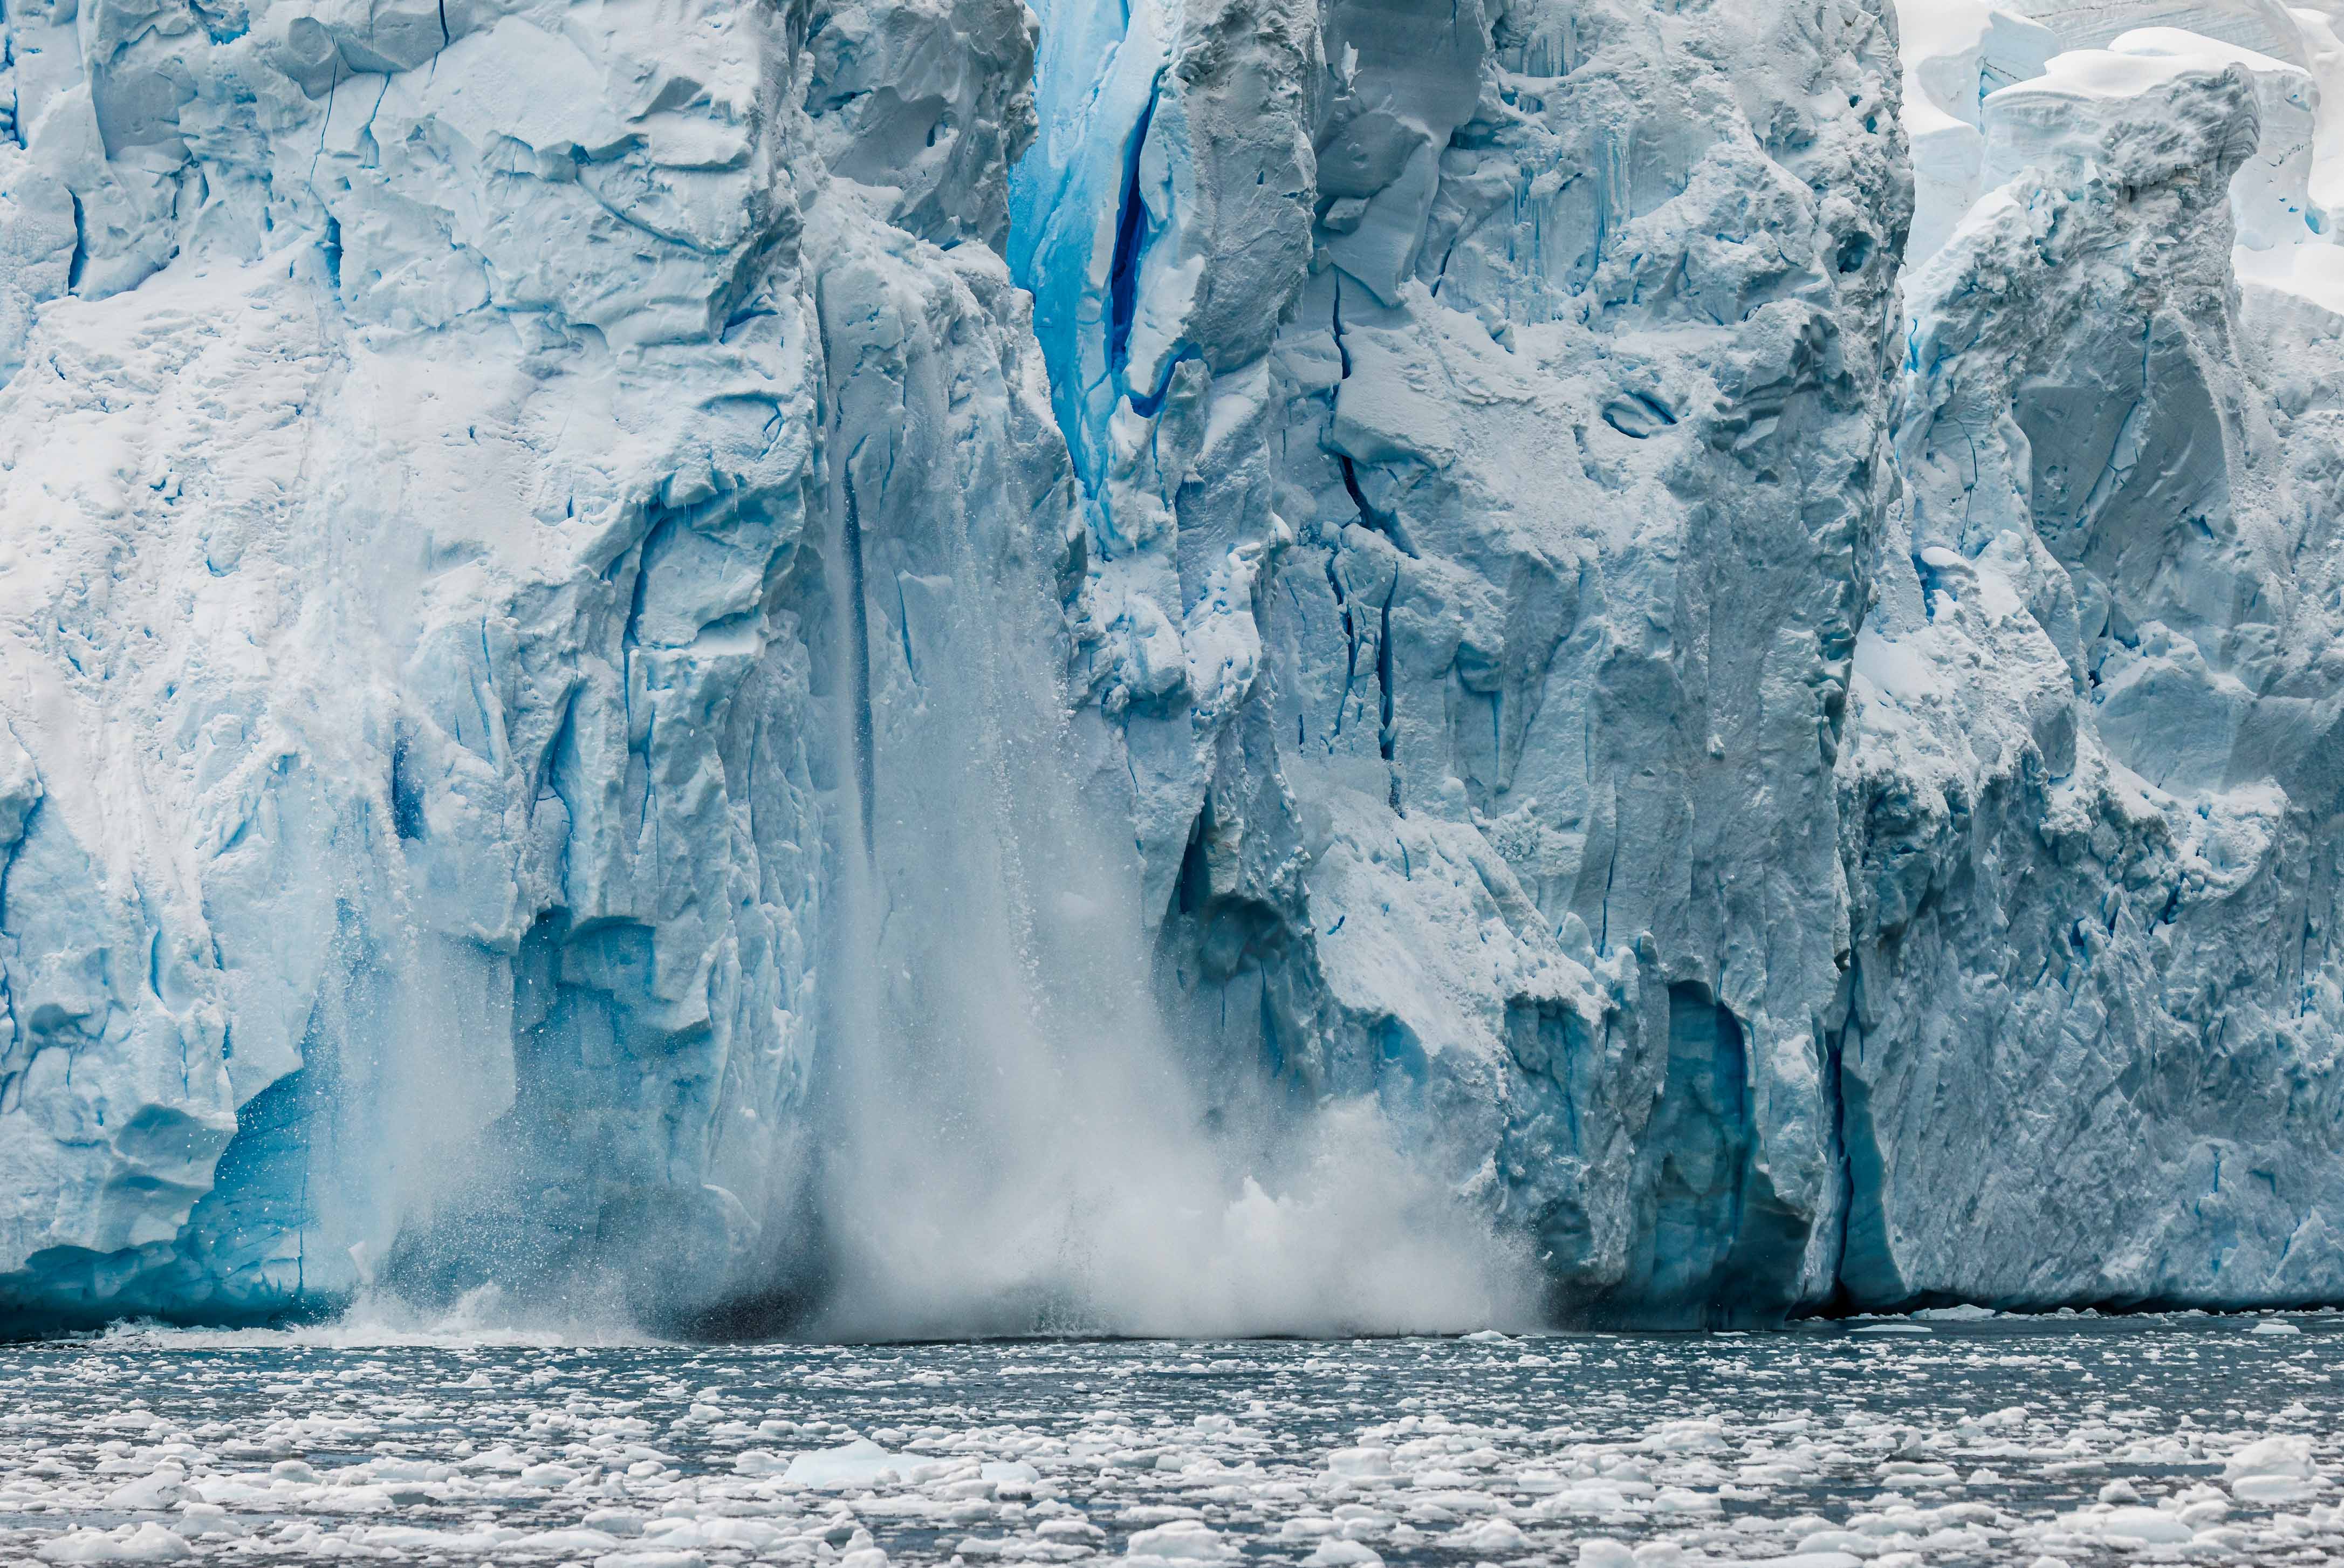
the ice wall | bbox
[0,0,1071,1329]
[1006,0,2344,1323]
[9,0,2344,1334]
[1841,9,2344,1307]
[1007,0,1910,1325]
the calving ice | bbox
[1,0,2342,1333]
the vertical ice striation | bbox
[1010,0,1910,1324]
[1010,0,2344,1320]
[1839,3,2344,1308]
[6,0,2344,1333]
[0,0,1074,1329]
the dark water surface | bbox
[1,1313,2338,1566]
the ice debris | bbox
[0,1321,2334,1566]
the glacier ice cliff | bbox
[1843,9,2344,1309]
[6,0,2344,1333]
[1008,0,1908,1329]
[0,0,1066,1327]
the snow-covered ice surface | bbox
[5,1317,2344,1566]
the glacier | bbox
[5,0,2344,1334]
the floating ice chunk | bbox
[511,1530,624,1553]
[2101,1507,2197,1545]
[1531,1484,1634,1517]
[354,1529,460,1551]
[2051,1505,2195,1545]
[785,1439,905,1489]
[172,1506,235,1539]
[2226,1434,2316,1478]
[1643,1419,1729,1453]
[1797,1530,1877,1555]
[981,1460,1041,1493]
[2251,1318,2304,1335]
[1126,1520,1239,1562]
[33,1526,194,1564]
[594,1553,707,1568]
[839,1550,890,1568]
[584,1511,647,1537]
[1327,1448,1398,1481]
[2225,1434,2318,1501]
[1912,1304,1999,1321]
[1303,1543,1383,1567]
[1852,1323,1933,1335]
[643,1518,796,1551]
[100,1467,185,1510]
[1447,1518,1528,1551]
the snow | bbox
[2233,236,2344,311]
[1891,1,2061,261]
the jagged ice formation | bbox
[3,0,2344,1331]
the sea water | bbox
[0,1314,2336,1566]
